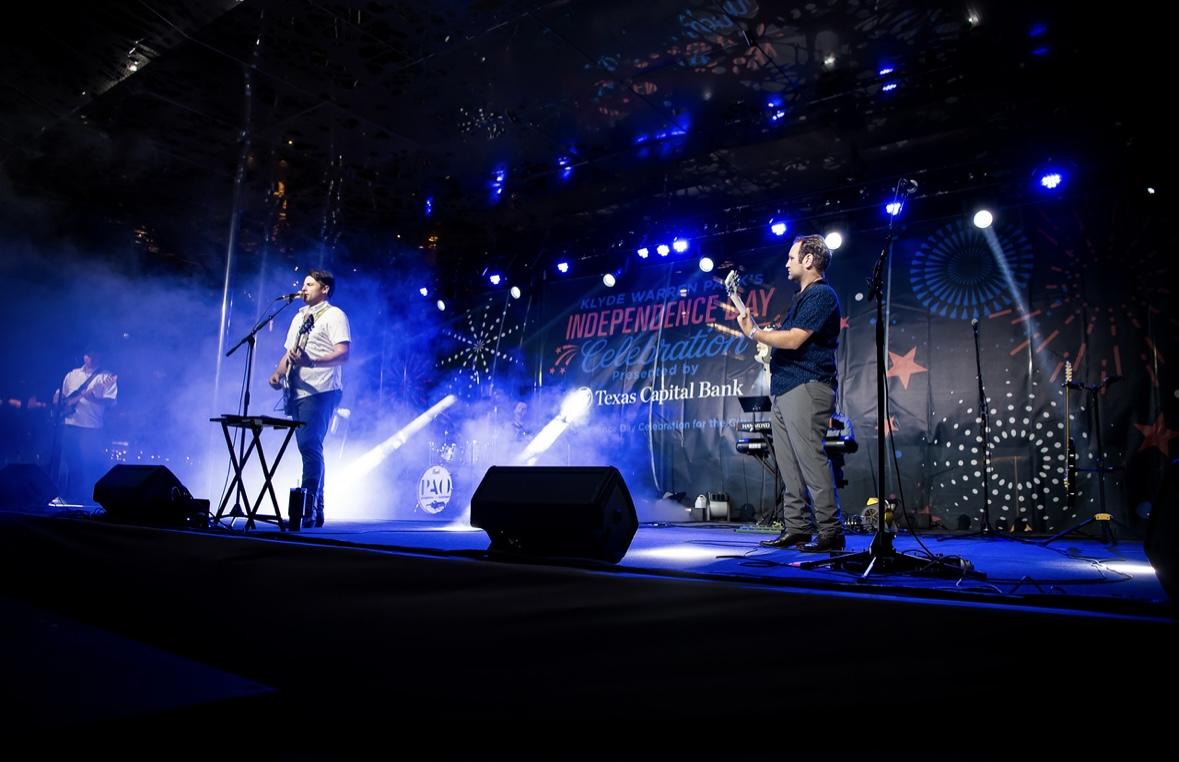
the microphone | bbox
[901,178,919,194]
[1101,374,1123,388]
[971,318,979,337]
[279,291,305,302]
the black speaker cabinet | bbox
[0,463,59,511]
[1145,459,1179,605]
[470,466,638,563]
[93,465,201,527]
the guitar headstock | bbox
[723,270,740,296]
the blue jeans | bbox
[62,424,104,504]
[292,389,341,511]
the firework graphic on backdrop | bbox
[1031,208,1172,386]
[910,219,1034,320]
[929,378,1071,530]
[437,298,521,392]
[384,341,437,408]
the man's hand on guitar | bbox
[287,347,313,368]
[737,311,757,337]
[268,372,283,390]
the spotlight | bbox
[1039,172,1063,190]
[698,257,714,273]
[559,386,594,423]
[556,261,570,273]
[510,286,521,299]
[885,201,902,216]
[436,300,446,311]
[343,395,458,478]
[489,273,502,286]
[514,387,594,464]
[824,232,843,250]
[656,244,670,257]
[973,209,994,229]
[878,66,895,76]
[636,247,649,259]
[672,238,689,253]
[882,82,898,92]
[770,221,788,237]
[1147,187,1156,195]
[424,197,433,217]
[603,273,616,288]
[419,287,429,297]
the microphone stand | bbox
[938,319,1021,541]
[800,179,968,578]
[220,296,301,518]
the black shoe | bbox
[302,511,316,529]
[314,506,324,528]
[799,534,846,552]
[760,531,812,549]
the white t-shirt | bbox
[61,367,118,429]
[283,302,351,398]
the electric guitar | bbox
[1063,361,1078,508]
[724,270,772,366]
[282,312,316,415]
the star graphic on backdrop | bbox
[840,316,850,330]
[1135,414,1179,456]
[874,415,900,438]
[886,346,928,389]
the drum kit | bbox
[427,437,485,467]
[415,435,490,518]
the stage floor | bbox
[2,509,1175,753]
[208,516,1171,619]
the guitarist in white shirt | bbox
[54,345,118,504]
[268,269,351,528]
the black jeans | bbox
[292,389,341,511]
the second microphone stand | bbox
[219,295,302,520]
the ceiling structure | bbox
[0,1,1166,303]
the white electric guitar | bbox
[724,270,772,366]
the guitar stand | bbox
[211,415,303,531]
[1042,375,1127,547]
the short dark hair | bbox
[793,235,831,272]
[308,269,335,297]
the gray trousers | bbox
[770,381,842,537]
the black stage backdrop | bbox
[524,196,1175,534]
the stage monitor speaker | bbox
[470,466,638,563]
[0,463,59,512]
[1145,459,1179,605]
[93,465,202,527]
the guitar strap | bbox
[297,304,332,349]
[63,369,104,402]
